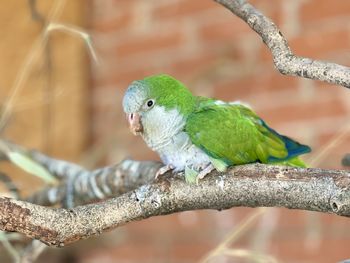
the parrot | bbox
[122,74,311,183]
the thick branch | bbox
[214,0,350,88]
[1,164,349,247]
[0,140,161,207]
[27,159,161,207]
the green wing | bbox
[185,99,310,168]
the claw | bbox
[155,164,174,179]
[196,164,215,184]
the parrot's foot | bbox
[196,164,215,184]
[155,164,174,179]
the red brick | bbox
[94,66,157,88]
[153,0,219,20]
[82,242,159,262]
[198,18,251,43]
[317,130,350,147]
[213,70,299,100]
[91,0,134,23]
[315,130,350,169]
[168,242,213,261]
[259,97,347,124]
[125,212,216,240]
[93,11,133,33]
[169,52,218,77]
[115,31,184,57]
[272,237,350,263]
[289,28,350,58]
[300,0,350,23]
[96,51,222,89]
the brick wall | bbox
[86,1,350,262]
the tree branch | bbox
[214,0,350,88]
[0,0,349,250]
[0,139,161,207]
[26,158,161,207]
[1,164,349,247]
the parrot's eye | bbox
[146,99,154,108]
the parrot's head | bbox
[123,74,196,137]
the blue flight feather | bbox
[259,119,311,162]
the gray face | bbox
[122,81,149,114]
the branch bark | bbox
[26,158,161,207]
[214,0,350,88]
[1,164,349,247]
[0,140,161,207]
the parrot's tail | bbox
[279,134,311,160]
[262,120,311,166]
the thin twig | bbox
[45,23,99,64]
[214,0,350,88]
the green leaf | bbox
[7,151,57,184]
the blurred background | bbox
[0,0,349,262]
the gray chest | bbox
[155,131,211,172]
[141,106,211,171]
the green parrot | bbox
[122,74,311,183]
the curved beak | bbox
[127,112,143,136]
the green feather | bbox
[276,157,308,167]
[186,100,309,167]
[126,74,310,171]
[142,74,196,116]
[209,156,228,172]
